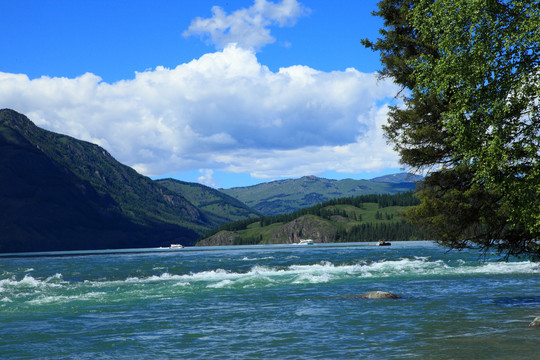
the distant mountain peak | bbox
[221,173,419,216]
[370,173,423,183]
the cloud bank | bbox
[183,0,308,49]
[0,44,400,181]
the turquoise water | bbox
[1,241,539,359]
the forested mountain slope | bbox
[0,109,257,252]
[221,174,419,216]
[198,192,428,246]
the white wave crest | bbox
[26,291,106,305]
[96,258,540,289]
[207,279,234,288]
[455,261,539,275]
[3,258,537,299]
[0,273,65,291]
[240,256,275,261]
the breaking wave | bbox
[1,257,538,307]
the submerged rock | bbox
[359,291,401,299]
[529,316,540,327]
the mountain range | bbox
[221,173,421,216]
[1,109,420,252]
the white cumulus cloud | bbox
[183,0,308,50]
[0,44,400,180]
[198,169,217,188]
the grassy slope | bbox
[256,203,405,240]
[198,196,424,246]
[156,178,261,227]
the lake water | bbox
[1,241,539,359]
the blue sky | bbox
[1,0,404,188]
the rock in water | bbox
[529,316,540,327]
[360,291,401,299]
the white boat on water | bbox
[169,244,184,249]
[298,239,314,245]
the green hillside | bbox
[0,109,257,252]
[156,178,260,225]
[220,175,418,216]
[197,192,428,246]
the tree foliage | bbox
[364,0,540,259]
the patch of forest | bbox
[200,191,428,245]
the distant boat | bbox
[298,239,314,245]
[169,244,184,249]
[376,240,391,246]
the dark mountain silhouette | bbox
[0,109,258,253]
